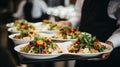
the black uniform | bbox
[23,1,48,22]
[75,0,120,67]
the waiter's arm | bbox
[107,0,120,48]
[58,0,84,28]
[68,0,84,27]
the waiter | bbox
[59,0,120,66]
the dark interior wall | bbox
[0,0,9,9]
[45,0,76,7]
[47,0,65,7]
[70,0,76,4]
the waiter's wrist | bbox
[66,21,72,26]
[105,41,114,48]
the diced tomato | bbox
[64,30,68,34]
[76,40,81,44]
[70,27,75,33]
[36,40,44,47]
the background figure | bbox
[13,0,48,22]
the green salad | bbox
[52,26,82,39]
[20,37,62,54]
[68,33,107,53]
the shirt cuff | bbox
[69,18,80,28]
[107,34,120,48]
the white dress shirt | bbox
[69,0,120,48]
[13,0,48,19]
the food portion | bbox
[8,20,35,33]
[16,20,35,31]
[20,37,62,54]
[43,19,63,30]
[52,26,81,39]
[6,19,34,27]
[34,19,63,31]
[48,23,58,30]
[13,29,38,40]
[68,33,107,53]
[7,19,37,33]
[14,20,27,26]
[42,19,54,25]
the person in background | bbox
[58,0,120,67]
[13,0,48,22]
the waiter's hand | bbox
[58,21,71,26]
[88,41,113,61]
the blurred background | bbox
[0,0,76,67]
[0,0,76,23]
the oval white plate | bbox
[51,38,77,42]
[33,22,49,30]
[61,41,113,57]
[8,27,20,33]
[8,33,33,45]
[34,22,59,33]
[14,43,64,59]
[38,30,59,34]
[8,27,40,34]
[14,41,113,59]
[6,22,14,27]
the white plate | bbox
[34,22,59,33]
[39,33,56,38]
[8,27,20,33]
[60,41,113,57]
[33,22,49,30]
[6,22,14,27]
[38,33,76,41]
[51,38,77,42]
[6,22,34,28]
[8,27,39,34]
[14,41,113,59]
[8,33,33,45]
[14,43,65,59]
[38,30,59,34]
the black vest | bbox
[23,2,47,22]
[79,0,118,42]
[23,2,33,22]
